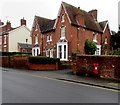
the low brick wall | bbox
[0,56,9,67]
[72,55,120,80]
[0,55,59,70]
[28,62,59,70]
[0,55,29,69]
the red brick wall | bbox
[0,55,29,69]
[72,55,120,80]
[28,62,58,70]
[0,55,59,70]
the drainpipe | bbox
[41,34,43,56]
[101,33,103,55]
[77,27,79,52]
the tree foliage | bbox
[84,40,97,55]
[113,31,120,49]
[110,48,120,55]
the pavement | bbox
[1,67,120,90]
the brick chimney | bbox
[89,9,97,21]
[0,20,4,26]
[76,7,84,26]
[6,21,11,30]
[21,17,26,26]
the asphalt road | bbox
[2,70,119,103]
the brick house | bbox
[0,18,32,53]
[31,2,111,61]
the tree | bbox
[113,31,120,49]
[84,40,97,55]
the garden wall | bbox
[0,55,29,69]
[0,55,59,70]
[72,55,120,80]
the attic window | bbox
[104,38,107,44]
[61,14,65,23]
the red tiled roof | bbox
[35,16,55,33]
[62,2,102,33]
[35,2,107,33]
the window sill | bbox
[60,37,65,40]
[60,59,68,61]
[93,40,97,43]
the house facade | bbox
[0,18,32,53]
[31,2,111,61]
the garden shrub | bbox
[29,56,60,64]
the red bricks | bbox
[28,62,59,70]
[72,55,120,80]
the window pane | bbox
[61,27,65,38]
[64,45,66,59]
[58,46,62,59]
[50,48,53,58]
[4,35,6,44]
[37,49,39,56]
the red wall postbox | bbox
[93,63,98,74]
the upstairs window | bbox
[47,34,52,42]
[4,35,7,44]
[93,33,97,43]
[60,26,65,39]
[35,34,38,44]
[104,38,107,44]
[61,14,65,23]
[50,34,52,41]
[47,35,49,42]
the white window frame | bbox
[60,26,65,40]
[93,33,97,43]
[95,45,101,55]
[49,34,52,42]
[4,35,7,44]
[61,14,65,23]
[57,42,68,61]
[46,49,49,57]
[47,35,49,42]
[50,48,53,58]
[104,38,107,44]
[32,47,40,56]
[35,34,38,44]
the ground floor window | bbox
[32,47,40,56]
[50,48,53,58]
[46,48,53,58]
[95,45,101,55]
[57,42,68,61]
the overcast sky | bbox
[0,0,119,32]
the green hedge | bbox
[0,52,32,56]
[29,56,60,64]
